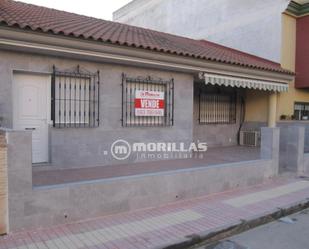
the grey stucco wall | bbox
[304,153,309,173]
[0,50,194,168]
[114,0,290,62]
[242,121,267,131]
[243,121,309,152]
[278,126,305,173]
[6,129,278,232]
[243,122,309,174]
[277,122,309,153]
[261,127,280,176]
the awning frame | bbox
[199,72,289,92]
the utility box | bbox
[240,130,261,147]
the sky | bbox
[20,0,133,20]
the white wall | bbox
[114,0,290,62]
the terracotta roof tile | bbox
[0,0,293,75]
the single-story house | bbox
[0,0,299,233]
[0,0,294,168]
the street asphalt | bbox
[193,208,309,249]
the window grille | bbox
[51,65,100,128]
[198,89,236,124]
[294,102,309,121]
[121,74,174,127]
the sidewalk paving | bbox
[199,208,309,249]
[1,177,309,249]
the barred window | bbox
[294,102,309,121]
[121,74,174,127]
[51,66,100,128]
[198,88,236,124]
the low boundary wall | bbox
[279,126,308,175]
[6,128,279,232]
[305,153,309,174]
[0,132,8,235]
[277,121,309,153]
[279,126,305,173]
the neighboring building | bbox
[114,0,309,124]
[279,1,309,121]
[113,0,289,62]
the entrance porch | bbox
[33,146,260,186]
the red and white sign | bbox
[135,90,165,116]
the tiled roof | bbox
[0,0,292,75]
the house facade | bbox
[0,0,300,233]
[114,0,309,125]
[0,0,293,168]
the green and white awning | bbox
[199,73,288,92]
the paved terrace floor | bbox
[33,146,260,186]
[1,178,309,249]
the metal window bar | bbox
[51,65,100,128]
[198,90,236,125]
[121,74,174,127]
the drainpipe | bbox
[268,92,277,128]
[237,95,246,145]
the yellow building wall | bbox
[245,13,309,123]
[278,13,309,120]
[245,90,269,122]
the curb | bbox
[153,198,309,249]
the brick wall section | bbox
[0,132,8,235]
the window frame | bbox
[294,102,309,121]
[51,65,100,128]
[198,86,237,125]
[121,74,174,127]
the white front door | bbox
[13,73,50,163]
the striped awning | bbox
[199,73,288,92]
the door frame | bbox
[12,71,51,163]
